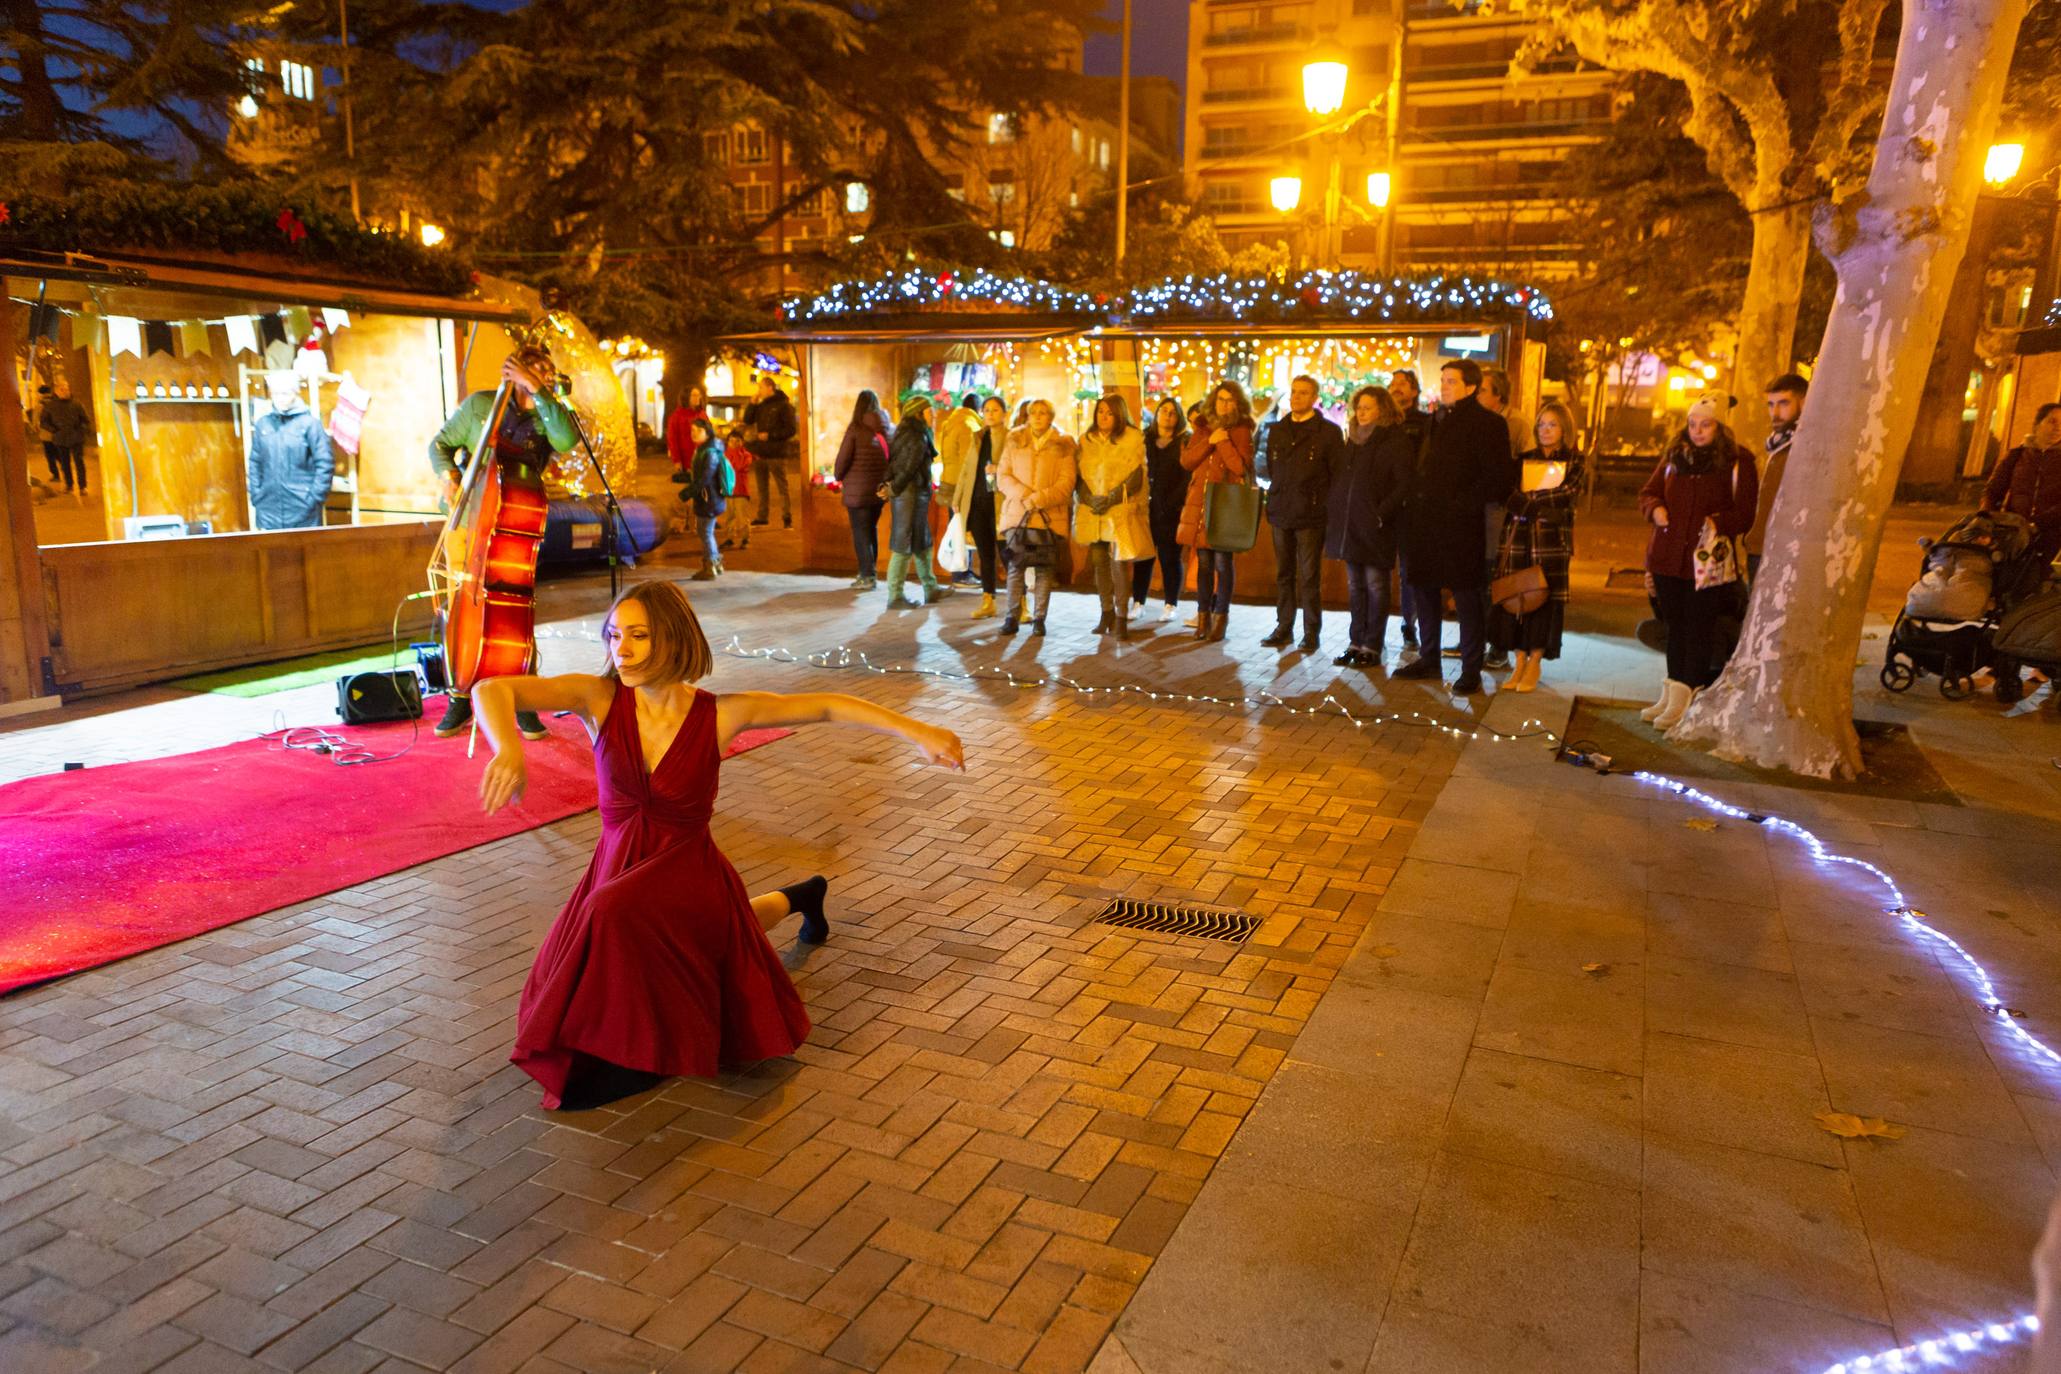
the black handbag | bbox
[1006,510,1060,568]
[336,669,423,724]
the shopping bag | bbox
[939,513,972,574]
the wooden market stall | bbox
[2,245,590,697]
[727,268,1553,601]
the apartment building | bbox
[1184,0,1613,279]
[716,94,1151,301]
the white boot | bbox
[1652,680,1695,731]
[1638,680,1674,720]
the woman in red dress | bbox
[472,580,964,1108]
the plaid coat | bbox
[1490,449,1586,655]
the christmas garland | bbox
[778,266,1553,327]
[0,183,474,297]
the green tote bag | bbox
[1201,459,1263,553]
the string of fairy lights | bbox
[777,268,1556,327]
[1629,773,2055,1374]
[712,635,1563,744]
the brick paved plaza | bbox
[2,561,2059,1373]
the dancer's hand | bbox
[480,751,528,813]
[910,724,965,770]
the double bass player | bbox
[428,346,578,740]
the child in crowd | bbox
[723,423,755,551]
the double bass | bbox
[427,384,551,701]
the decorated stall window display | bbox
[908,361,996,401]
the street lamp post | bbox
[1295,52,1394,272]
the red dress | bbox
[512,686,810,1107]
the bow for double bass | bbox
[425,383,550,729]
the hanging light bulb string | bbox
[711,636,1563,745]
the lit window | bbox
[279,60,315,100]
[845,182,871,214]
[988,180,1016,205]
[1099,140,1111,170]
[703,130,730,163]
[1071,124,1083,153]
[739,128,769,164]
[246,57,265,73]
[987,112,1017,144]
[998,230,1017,248]
[1069,192,1078,207]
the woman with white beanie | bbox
[1636,392,1760,729]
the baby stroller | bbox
[1881,510,2046,700]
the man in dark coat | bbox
[1394,360,1511,694]
[37,376,93,494]
[1259,375,1343,652]
[1388,369,1430,649]
[744,376,799,528]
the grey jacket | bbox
[249,403,335,530]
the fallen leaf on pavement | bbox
[1814,1112,1906,1141]
[1370,944,1401,959]
[1684,818,1719,832]
[1582,962,1611,976]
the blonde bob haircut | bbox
[602,579,713,685]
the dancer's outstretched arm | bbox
[474,673,615,812]
[717,691,965,770]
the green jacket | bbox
[429,388,578,480]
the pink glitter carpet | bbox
[0,707,790,997]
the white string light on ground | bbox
[1630,773,2056,1374]
[713,636,1564,745]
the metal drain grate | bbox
[1092,899,1261,942]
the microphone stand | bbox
[562,401,627,603]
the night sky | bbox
[1083,0,1191,83]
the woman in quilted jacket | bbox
[996,399,1078,638]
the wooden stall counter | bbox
[42,522,439,695]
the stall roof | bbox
[0,248,528,324]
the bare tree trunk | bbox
[1726,199,1813,450]
[1672,0,2031,778]
[2,0,66,140]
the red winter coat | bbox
[1983,444,2061,559]
[666,405,708,472]
[1639,438,1761,582]
[1177,419,1254,549]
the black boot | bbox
[1031,617,1047,636]
[433,694,473,738]
[781,875,829,943]
[1093,609,1114,635]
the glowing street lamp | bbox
[1270,176,1304,213]
[1366,171,1392,209]
[1986,142,2026,185]
[1302,59,1349,117]
[419,223,446,247]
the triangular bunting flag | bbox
[177,320,212,357]
[105,316,143,358]
[224,315,259,357]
